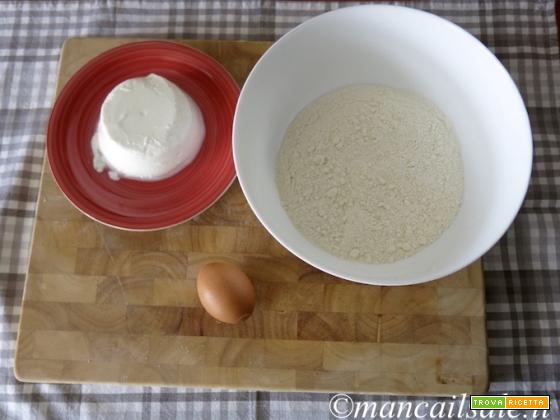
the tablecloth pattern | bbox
[0,1,559,419]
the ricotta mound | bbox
[92,73,205,181]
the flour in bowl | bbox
[276,84,464,264]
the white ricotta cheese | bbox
[92,73,205,181]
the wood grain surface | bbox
[14,38,488,395]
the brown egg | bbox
[196,262,256,324]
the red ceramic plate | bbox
[47,41,239,230]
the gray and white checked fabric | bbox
[1,1,559,419]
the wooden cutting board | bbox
[14,38,488,395]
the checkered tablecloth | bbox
[1,1,559,419]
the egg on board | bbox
[196,262,256,324]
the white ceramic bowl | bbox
[233,5,532,286]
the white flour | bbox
[276,84,464,264]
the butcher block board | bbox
[14,37,488,395]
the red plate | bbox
[47,41,239,230]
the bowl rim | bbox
[233,4,533,286]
